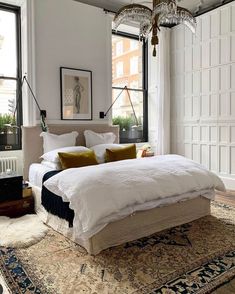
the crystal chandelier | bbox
[113,0,197,56]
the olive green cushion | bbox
[58,150,98,170]
[105,144,136,162]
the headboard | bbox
[22,124,119,180]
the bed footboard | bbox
[31,185,210,255]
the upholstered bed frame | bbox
[22,124,119,180]
[22,124,211,255]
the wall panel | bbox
[171,2,235,188]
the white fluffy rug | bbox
[0,214,49,248]
[0,272,10,294]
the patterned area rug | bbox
[0,201,235,294]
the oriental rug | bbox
[0,201,235,294]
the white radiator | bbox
[0,157,18,173]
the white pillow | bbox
[91,144,123,163]
[84,130,116,148]
[41,160,62,170]
[40,146,89,163]
[40,131,78,153]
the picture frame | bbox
[60,67,92,120]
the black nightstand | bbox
[0,173,35,217]
[0,173,23,203]
[0,195,34,217]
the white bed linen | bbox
[29,163,54,187]
[44,155,225,240]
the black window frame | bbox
[0,2,22,151]
[112,30,148,143]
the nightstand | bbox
[0,173,23,202]
[0,196,34,217]
[0,173,35,217]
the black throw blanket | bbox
[41,171,74,227]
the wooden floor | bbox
[215,190,235,207]
[213,190,235,294]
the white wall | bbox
[171,2,235,188]
[34,0,112,123]
[0,0,112,176]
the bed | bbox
[22,124,224,255]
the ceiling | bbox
[74,0,224,14]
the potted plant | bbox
[112,116,143,141]
[112,116,133,139]
[0,114,18,146]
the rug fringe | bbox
[197,268,235,294]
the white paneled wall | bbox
[171,2,235,188]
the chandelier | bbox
[113,0,197,56]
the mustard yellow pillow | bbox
[105,144,136,162]
[58,150,98,170]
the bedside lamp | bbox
[99,85,139,126]
[21,75,48,132]
[4,75,48,132]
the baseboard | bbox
[220,177,235,190]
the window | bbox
[130,56,138,74]
[112,32,148,143]
[130,39,138,51]
[115,40,123,56]
[112,83,126,112]
[0,4,22,150]
[130,81,139,103]
[116,61,123,77]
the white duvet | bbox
[44,155,225,239]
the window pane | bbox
[116,40,123,56]
[0,10,17,77]
[112,35,143,89]
[0,79,17,115]
[0,79,18,137]
[116,61,123,77]
[112,89,144,143]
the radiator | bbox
[0,157,18,173]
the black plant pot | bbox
[120,130,129,139]
[120,128,143,143]
[0,133,18,145]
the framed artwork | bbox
[60,67,92,120]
